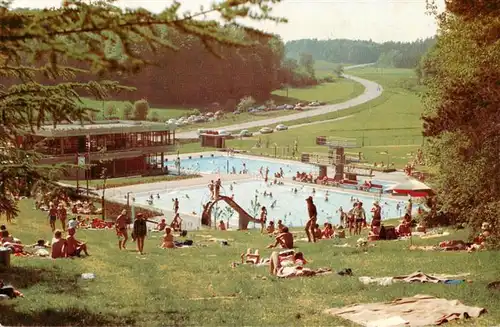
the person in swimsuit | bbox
[48,203,57,232]
[305,196,318,242]
[173,198,179,214]
[161,227,175,249]
[51,230,66,259]
[354,202,366,235]
[267,227,294,249]
[116,209,129,250]
[132,213,148,255]
[57,203,67,231]
[65,229,89,257]
[260,206,267,234]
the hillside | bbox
[285,38,436,68]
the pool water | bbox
[164,155,318,176]
[132,180,414,229]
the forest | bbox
[6,8,316,109]
[284,37,436,68]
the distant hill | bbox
[285,38,436,68]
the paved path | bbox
[175,63,381,139]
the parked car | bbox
[276,124,288,131]
[285,104,294,110]
[309,101,321,106]
[233,110,241,115]
[276,105,287,110]
[259,127,273,134]
[239,130,253,137]
[218,130,231,136]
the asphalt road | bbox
[175,63,381,139]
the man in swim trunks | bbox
[66,229,89,257]
[48,203,57,232]
[267,227,294,249]
[116,209,129,250]
[353,202,366,235]
[305,196,318,242]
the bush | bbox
[237,96,256,112]
[150,111,160,122]
[123,103,133,120]
[188,108,201,116]
[133,99,150,120]
[105,103,117,118]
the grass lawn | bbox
[271,79,364,105]
[224,67,424,167]
[313,60,351,78]
[80,98,192,121]
[60,174,200,189]
[1,199,499,326]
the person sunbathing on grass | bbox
[65,229,89,257]
[160,227,175,249]
[51,230,67,259]
[269,250,332,278]
[267,227,294,249]
[240,248,261,264]
[1,230,24,253]
[276,220,285,233]
[313,224,322,240]
[322,223,334,239]
[266,221,275,234]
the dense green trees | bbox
[285,38,436,68]
[0,0,283,217]
[420,0,500,240]
[115,31,289,106]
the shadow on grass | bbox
[0,266,81,295]
[0,304,135,326]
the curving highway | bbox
[175,63,381,139]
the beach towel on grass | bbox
[359,271,468,286]
[324,294,485,327]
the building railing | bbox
[40,144,175,161]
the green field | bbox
[2,200,499,326]
[226,67,424,167]
[313,60,350,77]
[271,79,364,105]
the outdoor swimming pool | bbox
[132,180,414,229]
[164,155,318,176]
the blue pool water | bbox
[133,180,413,229]
[164,155,318,176]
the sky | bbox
[12,0,445,43]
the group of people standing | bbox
[115,209,183,255]
[208,179,222,200]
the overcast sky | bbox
[12,0,445,42]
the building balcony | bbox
[39,144,175,164]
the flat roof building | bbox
[21,120,177,180]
